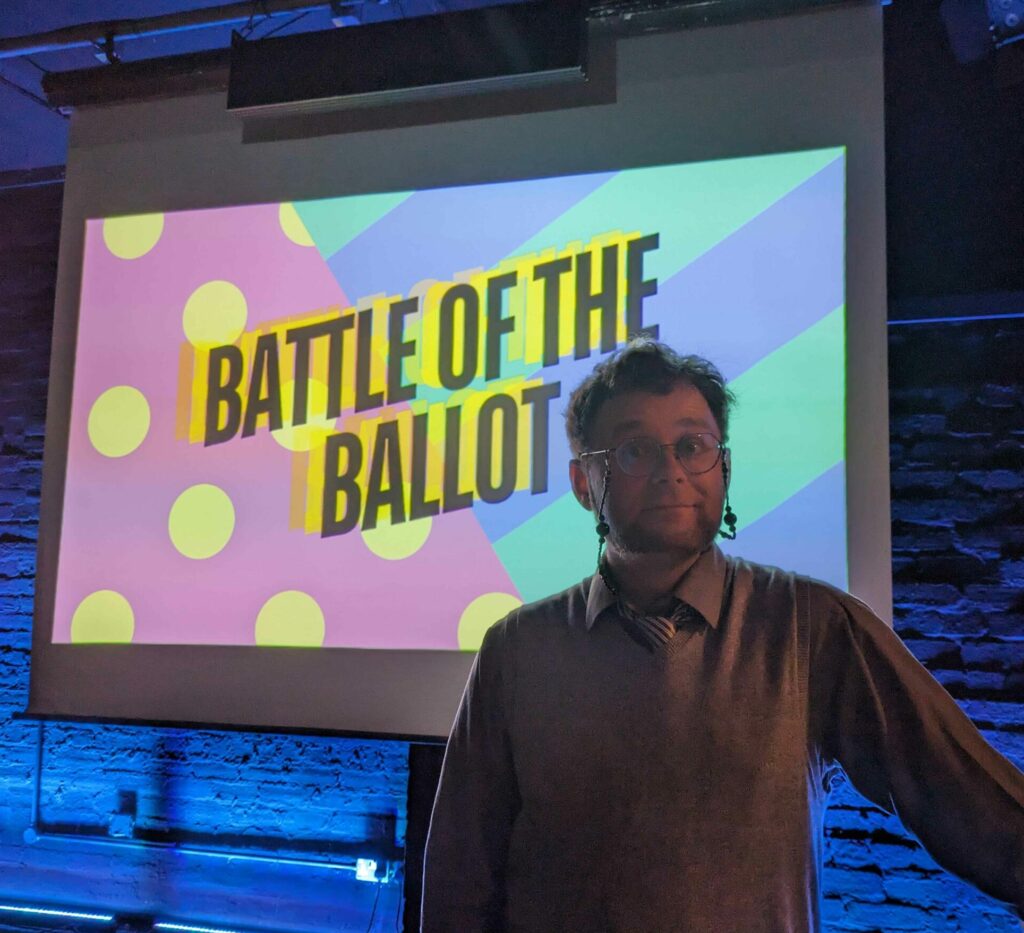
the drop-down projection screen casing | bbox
[30,3,887,738]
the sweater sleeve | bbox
[421,616,520,932]
[809,586,1024,919]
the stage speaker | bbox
[227,0,587,115]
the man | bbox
[421,339,1024,932]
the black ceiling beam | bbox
[588,0,864,34]
[42,48,231,109]
[0,0,325,60]
[39,0,867,110]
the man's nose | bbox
[654,445,692,484]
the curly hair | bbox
[564,338,735,456]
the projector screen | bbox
[31,3,886,737]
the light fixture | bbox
[355,857,379,881]
[92,33,120,64]
[330,0,364,27]
[988,0,1024,45]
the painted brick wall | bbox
[1,181,1022,930]
[821,317,1024,932]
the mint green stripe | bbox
[508,148,844,284]
[727,305,846,529]
[293,191,413,260]
[493,492,597,603]
[494,305,846,598]
[409,150,844,399]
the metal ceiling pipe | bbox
[0,0,327,60]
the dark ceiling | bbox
[0,0,513,174]
[884,1,1024,302]
[2,1,1024,303]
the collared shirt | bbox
[584,544,726,633]
[422,547,1024,932]
[590,547,722,652]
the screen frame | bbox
[31,3,888,738]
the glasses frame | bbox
[579,432,727,477]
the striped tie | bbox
[617,599,704,652]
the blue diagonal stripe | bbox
[325,171,615,302]
[655,157,845,380]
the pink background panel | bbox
[54,204,519,648]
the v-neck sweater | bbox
[422,549,1024,932]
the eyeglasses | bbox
[580,433,726,477]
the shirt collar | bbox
[584,544,727,631]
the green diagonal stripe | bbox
[507,148,844,283]
[494,491,597,603]
[494,306,845,601]
[293,149,842,278]
[727,305,845,529]
[399,150,846,404]
[293,190,413,260]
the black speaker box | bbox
[227,0,587,114]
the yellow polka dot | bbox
[279,203,315,247]
[457,592,523,651]
[183,280,248,348]
[102,213,164,259]
[255,590,325,647]
[271,379,335,452]
[71,590,135,643]
[87,385,150,457]
[362,516,432,561]
[168,484,235,559]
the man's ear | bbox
[568,459,595,513]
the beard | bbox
[609,508,720,558]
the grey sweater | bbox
[422,547,1024,931]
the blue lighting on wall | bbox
[0,904,114,924]
[156,922,245,933]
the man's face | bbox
[569,382,727,558]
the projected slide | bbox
[53,148,846,650]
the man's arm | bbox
[421,616,520,932]
[810,586,1024,919]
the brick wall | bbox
[821,317,1024,932]
[1,181,1022,930]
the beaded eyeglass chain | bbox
[593,451,738,595]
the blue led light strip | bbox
[889,311,1024,326]
[0,903,114,923]
[30,825,374,873]
[155,923,244,933]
